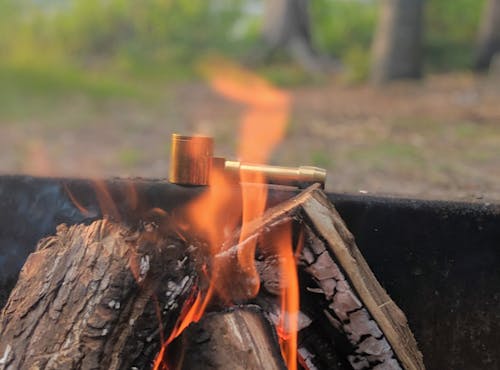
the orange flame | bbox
[205,59,291,300]
[152,61,297,369]
[266,223,299,370]
[278,224,299,370]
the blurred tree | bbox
[474,0,500,70]
[371,0,424,84]
[261,0,327,74]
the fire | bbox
[275,223,299,370]
[157,61,298,368]
[205,59,291,300]
[64,60,300,369]
[153,62,298,368]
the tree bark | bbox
[0,220,197,370]
[262,0,326,74]
[475,0,500,70]
[371,0,425,84]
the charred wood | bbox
[0,184,424,370]
[227,184,424,370]
[300,189,423,370]
[175,306,286,370]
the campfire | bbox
[0,65,424,370]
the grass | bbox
[310,149,332,168]
[345,141,425,172]
[0,63,144,120]
[117,148,142,168]
[0,64,140,98]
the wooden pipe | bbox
[169,133,326,188]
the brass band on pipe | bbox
[223,161,326,188]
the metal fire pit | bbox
[0,175,498,369]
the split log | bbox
[228,184,424,370]
[300,190,424,370]
[175,306,286,370]
[0,219,198,370]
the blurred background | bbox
[0,0,499,200]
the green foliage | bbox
[65,0,251,67]
[0,0,490,92]
[341,45,371,84]
[311,0,376,83]
[425,0,486,70]
[312,0,487,78]
[117,148,143,168]
[310,149,332,168]
[0,0,250,73]
[0,62,144,120]
[311,0,377,59]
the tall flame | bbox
[154,61,298,369]
[206,60,290,299]
[63,61,298,369]
[277,223,299,370]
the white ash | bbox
[138,255,150,282]
[143,222,158,232]
[164,276,191,312]
[305,286,324,294]
[146,328,161,343]
[166,280,178,293]
[107,299,121,310]
[176,256,188,270]
[298,347,318,370]
[0,344,12,367]
[62,335,73,350]
[268,306,312,332]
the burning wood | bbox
[176,306,286,370]
[0,183,423,370]
[0,219,197,369]
[0,65,423,369]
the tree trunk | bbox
[0,220,197,370]
[371,0,425,84]
[262,0,326,74]
[475,0,500,70]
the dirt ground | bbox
[1,73,499,201]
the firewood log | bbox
[0,184,424,370]
[226,184,424,370]
[0,220,197,370]
[176,306,286,370]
